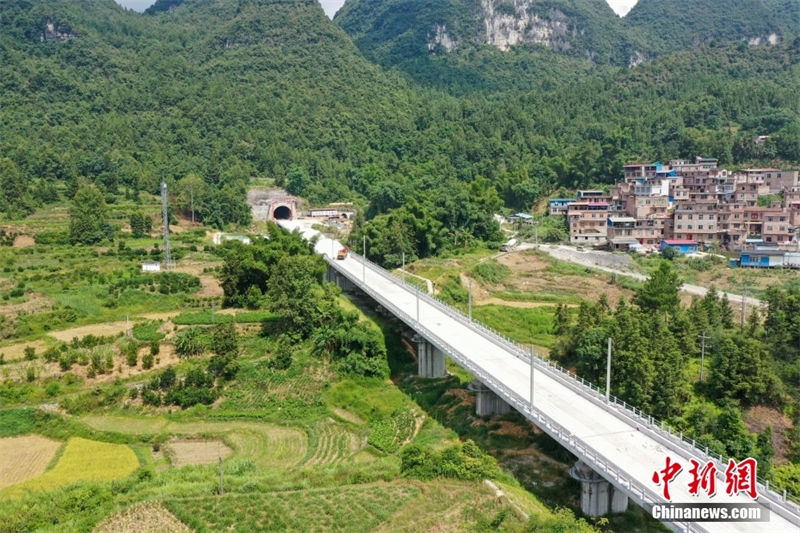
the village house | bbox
[551,156,799,252]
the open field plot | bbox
[0,435,61,490]
[81,416,308,470]
[167,439,232,467]
[0,340,49,362]
[165,482,420,532]
[93,501,192,533]
[3,437,138,497]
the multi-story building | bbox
[567,202,609,245]
[740,169,799,194]
[548,198,576,216]
[553,156,799,251]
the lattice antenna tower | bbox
[161,181,172,269]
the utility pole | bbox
[161,181,172,269]
[741,287,747,328]
[402,252,405,283]
[605,337,612,402]
[529,345,535,410]
[698,331,709,383]
[218,456,224,495]
[468,278,472,320]
[362,235,366,282]
[190,188,195,224]
[416,287,420,322]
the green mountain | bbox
[625,0,800,55]
[335,0,800,67]
[0,0,798,264]
[335,0,635,67]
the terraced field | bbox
[0,435,61,490]
[3,437,138,497]
[304,418,365,466]
[81,416,307,469]
[164,482,421,532]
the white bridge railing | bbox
[325,251,800,531]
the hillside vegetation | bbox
[1,0,798,265]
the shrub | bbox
[142,352,154,370]
[133,321,165,342]
[142,389,161,406]
[23,346,36,360]
[174,327,208,357]
[472,261,512,284]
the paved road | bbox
[533,244,765,308]
[282,220,798,533]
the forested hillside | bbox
[626,0,800,55]
[335,0,799,66]
[0,0,799,264]
[334,0,632,66]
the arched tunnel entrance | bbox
[272,205,292,220]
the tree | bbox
[130,212,153,238]
[69,185,112,244]
[634,261,681,316]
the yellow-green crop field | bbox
[4,437,138,497]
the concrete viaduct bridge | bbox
[280,221,800,533]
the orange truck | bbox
[336,247,349,260]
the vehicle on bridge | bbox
[336,247,349,260]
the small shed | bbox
[660,239,699,255]
[142,261,161,273]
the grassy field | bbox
[3,437,138,497]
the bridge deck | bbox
[282,221,799,533]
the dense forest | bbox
[0,0,798,261]
[553,261,800,489]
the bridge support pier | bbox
[326,265,355,292]
[468,379,511,417]
[412,334,446,378]
[570,460,629,516]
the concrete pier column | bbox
[468,379,511,417]
[412,334,446,378]
[326,266,354,292]
[569,460,629,516]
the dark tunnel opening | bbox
[273,205,292,220]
